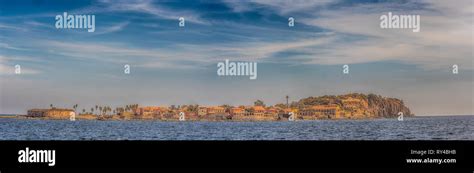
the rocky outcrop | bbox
[294,93,413,118]
[366,94,413,118]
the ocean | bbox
[0,116,472,140]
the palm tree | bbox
[107,106,110,115]
[82,109,86,114]
[91,108,94,115]
[254,100,265,107]
[50,104,53,109]
[134,104,139,113]
[73,104,78,114]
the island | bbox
[20,93,413,121]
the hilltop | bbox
[285,93,413,119]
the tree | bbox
[275,103,286,109]
[254,100,265,107]
[73,104,78,113]
[186,105,199,112]
[50,104,53,108]
[105,106,109,115]
[132,104,138,112]
[220,104,232,113]
[290,101,299,108]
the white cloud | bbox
[93,21,130,35]
[225,0,337,14]
[201,35,337,61]
[297,0,474,69]
[93,0,209,25]
[222,0,473,70]
[37,40,213,69]
[0,43,29,51]
[0,23,28,32]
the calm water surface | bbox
[0,116,472,140]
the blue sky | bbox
[0,0,473,115]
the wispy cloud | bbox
[36,40,213,69]
[93,21,130,35]
[0,23,28,32]
[221,0,472,69]
[301,0,473,69]
[0,43,29,51]
[80,0,210,24]
[224,0,337,14]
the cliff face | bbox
[366,94,413,118]
[295,93,413,118]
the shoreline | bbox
[0,115,18,118]
[10,115,414,122]
[7,114,474,122]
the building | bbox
[299,108,313,117]
[230,107,245,116]
[341,98,368,117]
[27,109,48,117]
[298,105,342,118]
[198,107,208,116]
[342,98,367,109]
[27,108,75,119]
[253,106,265,116]
[137,106,163,116]
[312,105,341,118]
[208,106,225,115]
[265,107,278,117]
[244,106,254,116]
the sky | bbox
[0,0,473,115]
